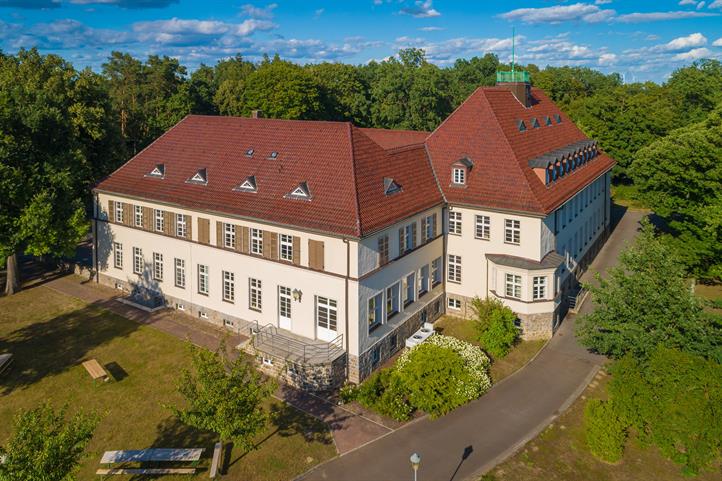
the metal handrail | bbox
[252,322,344,364]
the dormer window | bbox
[234,175,257,193]
[383,177,402,196]
[531,117,540,129]
[545,116,552,126]
[147,163,165,178]
[554,114,562,124]
[517,120,527,132]
[286,181,311,200]
[452,167,466,185]
[186,168,208,185]
[246,148,254,157]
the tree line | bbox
[1,47,721,294]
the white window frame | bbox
[424,214,435,241]
[505,273,522,299]
[280,234,293,262]
[404,223,414,251]
[404,271,416,306]
[223,271,235,303]
[431,257,442,286]
[152,252,163,281]
[249,277,262,310]
[447,298,461,310]
[385,282,400,321]
[533,276,547,300]
[447,254,462,283]
[113,242,123,269]
[368,291,383,330]
[452,167,466,185]
[174,258,185,288]
[316,296,338,333]
[134,205,143,227]
[449,211,462,235]
[133,247,143,275]
[176,214,187,238]
[198,264,209,295]
[504,219,521,245]
[222,223,235,249]
[251,228,263,255]
[154,209,164,232]
[418,264,429,296]
[475,215,490,240]
[115,202,123,223]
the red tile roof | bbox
[426,86,615,214]
[95,116,443,237]
[358,127,428,150]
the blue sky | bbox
[1,0,722,81]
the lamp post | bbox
[410,452,421,481]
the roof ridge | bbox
[186,114,354,127]
[426,86,484,139]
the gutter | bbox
[343,238,351,375]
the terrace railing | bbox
[252,322,344,365]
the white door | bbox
[279,286,292,330]
[316,296,338,342]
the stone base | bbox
[517,312,554,340]
[348,293,444,384]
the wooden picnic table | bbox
[82,359,109,382]
[100,448,203,464]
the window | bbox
[153,252,163,281]
[176,214,187,238]
[262,356,273,366]
[418,264,429,296]
[404,223,415,251]
[198,264,209,295]
[368,292,383,330]
[224,223,236,249]
[431,257,442,286]
[531,117,540,128]
[448,298,461,310]
[115,202,123,223]
[113,242,123,269]
[533,276,547,300]
[475,215,490,240]
[251,228,263,255]
[404,272,416,306]
[133,247,143,274]
[504,219,521,245]
[154,209,164,232]
[316,296,338,333]
[448,255,461,283]
[386,283,400,320]
[199,311,208,319]
[279,286,291,320]
[378,235,389,266]
[424,214,435,241]
[174,258,185,288]
[452,167,466,185]
[449,211,462,235]
[517,120,527,132]
[134,205,143,227]
[223,271,235,302]
[249,278,262,310]
[505,273,522,299]
[371,346,380,367]
[280,234,293,262]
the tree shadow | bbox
[0,300,140,395]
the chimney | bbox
[251,110,263,119]
[496,70,532,108]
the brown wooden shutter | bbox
[378,235,388,266]
[292,236,301,266]
[241,226,250,254]
[142,207,152,230]
[123,203,132,226]
[198,217,209,244]
[262,231,271,258]
[234,225,242,251]
[398,227,405,255]
[308,239,325,270]
[432,213,438,237]
[270,232,279,261]
[421,217,428,243]
[164,211,175,236]
[411,223,417,249]
[216,221,223,248]
[108,200,115,222]
[186,215,192,240]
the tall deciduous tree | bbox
[0,404,97,481]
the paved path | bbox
[300,208,645,481]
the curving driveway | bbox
[299,208,644,481]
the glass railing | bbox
[496,70,530,83]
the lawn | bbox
[610,184,649,210]
[434,315,546,383]
[0,286,335,480]
[480,370,721,481]
[695,283,722,316]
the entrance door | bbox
[279,286,292,330]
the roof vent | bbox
[286,181,311,200]
[268,151,279,160]
[251,110,263,119]
[517,120,527,132]
[234,175,257,193]
[186,168,208,185]
[147,163,165,178]
[246,148,254,157]
[383,177,403,196]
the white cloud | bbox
[400,0,441,18]
[239,3,277,19]
[595,0,612,4]
[672,47,712,60]
[713,37,722,46]
[697,2,706,9]
[709,0,722,7]
[598,52,617,65]
[678,0,697,4]
[419,26,444,31]
[660,33,707,51]
[616,11,718,22]
[314,8,324,18]
[132,17,276,45]
[499,3,615,24]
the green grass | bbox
[695,283,722,316]
[0,287,335,480]
[481,371,721,481]
[434,316,546,383]
[610,184,648,210]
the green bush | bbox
[354,368,413,421]
[471,296,519,359]
[584,399,627,463]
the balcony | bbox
[252,323,344,365]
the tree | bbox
[631,104,722,279]
[531,66,622,109]
[576,219,722,360]
[666,59,722,124]
[450,54,499,105]
[471,297,519,359]
[309,62,371,125]
[169,342,275,464]
[0,404,97,481]
[0,49,97,295]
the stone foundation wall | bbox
[517,311,554,340]
[348,293,444,384]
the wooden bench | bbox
[209,442,222,478]
[0,354,12,376]
[82,359,109,382]
[96,468,195,475]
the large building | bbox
[92,73,615,390]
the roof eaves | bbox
[347,123,363,238]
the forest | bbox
[1,47,721,291]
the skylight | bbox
[269,151,279,159]
[517,120,527,132]
[147,163,165,178]
[383,177,402,196]
[246,148,254,157]
[186,168,208,185]
[234,175,257,193]
[286,181,311,200]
